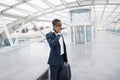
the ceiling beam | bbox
[33,19,51,22]
[112,12,120,20]
[26,2,79,21]
[104,5,119,22]
[100,0,109,22]
[0,2,33,15]
[2,12,25,19]
[92,0,97,24]
[60,0,68,7]
[1,0,119,31]
[76,0,81,7]
[1,1,119,22]
[1,2,24,13]
[0,3,9,7]
[0,0,31,14]
[41,0,55,9]
[104,12,120,27]
[103,5,119,27]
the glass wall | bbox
[70,8,93,44]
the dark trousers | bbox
[50,65,63,80]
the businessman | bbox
[46,19,68,80]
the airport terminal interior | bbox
[0,0,120,80]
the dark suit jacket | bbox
[46,31,68,66]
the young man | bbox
[46,19,68,80]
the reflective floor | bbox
[0,31,120,80]
[68,31,120,80]
[0,42,49,80]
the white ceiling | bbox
[0,0,119,31]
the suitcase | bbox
[61,63,71,80]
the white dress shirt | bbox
[52,31,64,55]
[58,33,64,55]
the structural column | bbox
[0,15,13,46]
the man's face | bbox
[55,21,62,33]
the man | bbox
[46,19,68,80]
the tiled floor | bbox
[0,31,120,80]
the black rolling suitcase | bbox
[61,63,71,80]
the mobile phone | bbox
[53,26,57,30]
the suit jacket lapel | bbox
[52,32,60,46]
[61,35,66,53]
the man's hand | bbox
[56,34,61,40]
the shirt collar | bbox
[52,30,57,35]
[52,30,62,36]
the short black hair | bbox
[52,19,61,26]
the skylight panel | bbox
[105,5,116,12]
[0,6,6,11]
[16,3,38,13]
[109,0,120,4]
[29,0,50,9]
[64,0,76,3]
[2,16,17,21]
[0,0,18,6]
[47,0,62,5]
[6,9,27,17]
